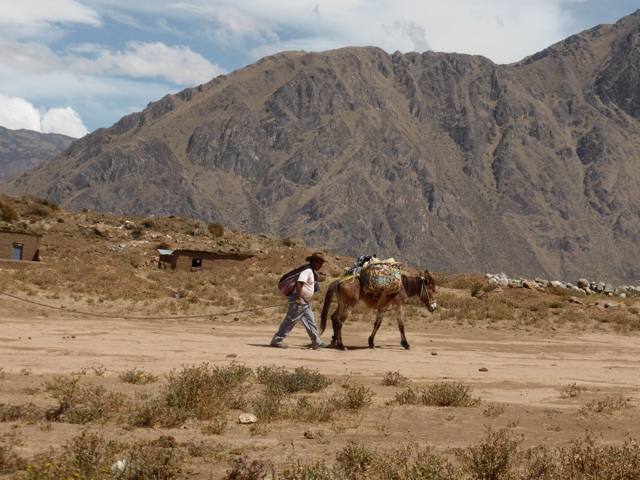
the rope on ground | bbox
[0,290,282,320]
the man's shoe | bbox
[312,342,329,350]
[270,343,288,349]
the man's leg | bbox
[271,296,305,346]
[298,304,326,348]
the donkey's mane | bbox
[401,273,435,297]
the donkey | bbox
[320,271,437,350]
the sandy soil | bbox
[2,293,640,478]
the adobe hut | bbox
[157,249,253,270]
[0,231,41,262]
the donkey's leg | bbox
[334,307,353,350]
[331,301,347,348]
[396,307,410,349]
[330,307,340,347]
[368,311,384,349]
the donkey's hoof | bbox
[402,343,411,350]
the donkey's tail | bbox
[320,280,338,334]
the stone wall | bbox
[486,273,639,298]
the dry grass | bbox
[1,361,640,479]
[2,196,640,479]
[1,195,638,335]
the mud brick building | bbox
[157,248,252,270]
[0,231,41,261]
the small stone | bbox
[304,428,323,439]
[238,413,258,424]
[431,351,438,355]
[479,367,488,372]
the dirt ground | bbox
[2,292,640,478]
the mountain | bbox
[0,126,75,180]
[2,11,640,284]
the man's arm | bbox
[295,280,303,304]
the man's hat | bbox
[305,251,326,263]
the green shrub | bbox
[556,437,640,479]
[335,441,375,478]
[251,391,284,423]
[0,202,19,222]
[394,382,480,407]
[338,384,374,411]
[43,376,126,424]
[0,403,40,422]
[290,396,335,423]
[224,456,274,480]
[381,370,410,387]
[282,237,296,247]
[155,363,252,426]
[119,438,184,479]
[119,369,158,385]
[580,396,628,414]
[208,222,225,237]
[456,426,522,480]
[130,226,145,239]
[19,431,120,480]
[201,418,228,435]
[408,446,459,480]
[280,460,334,479]
[560,382,585,398]
[256,366,331,394]
[0,435,27,475]
[19,431,183,480]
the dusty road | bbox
[2,295,640,477]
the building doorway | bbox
[12,244,23,260]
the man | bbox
[270,252,330,350]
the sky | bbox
[0,1,638,138]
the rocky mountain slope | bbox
[1,11,640,284]
[0,126,74,180]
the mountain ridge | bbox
[0,126,74,180]
[2,10,640,284]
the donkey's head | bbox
[419,270,437,312]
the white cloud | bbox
[0,0,100,26]
[0,39,61,73]
[42,107,88,138]
[0,95,42,131]
[0,0,101,40]
[0,0,636,133]
[82,42,227,85]
[0,94,88,138]
[215,4,280,43]
[229,0,577,64]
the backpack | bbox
[278,265,313,296]
[361,261,402,296]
